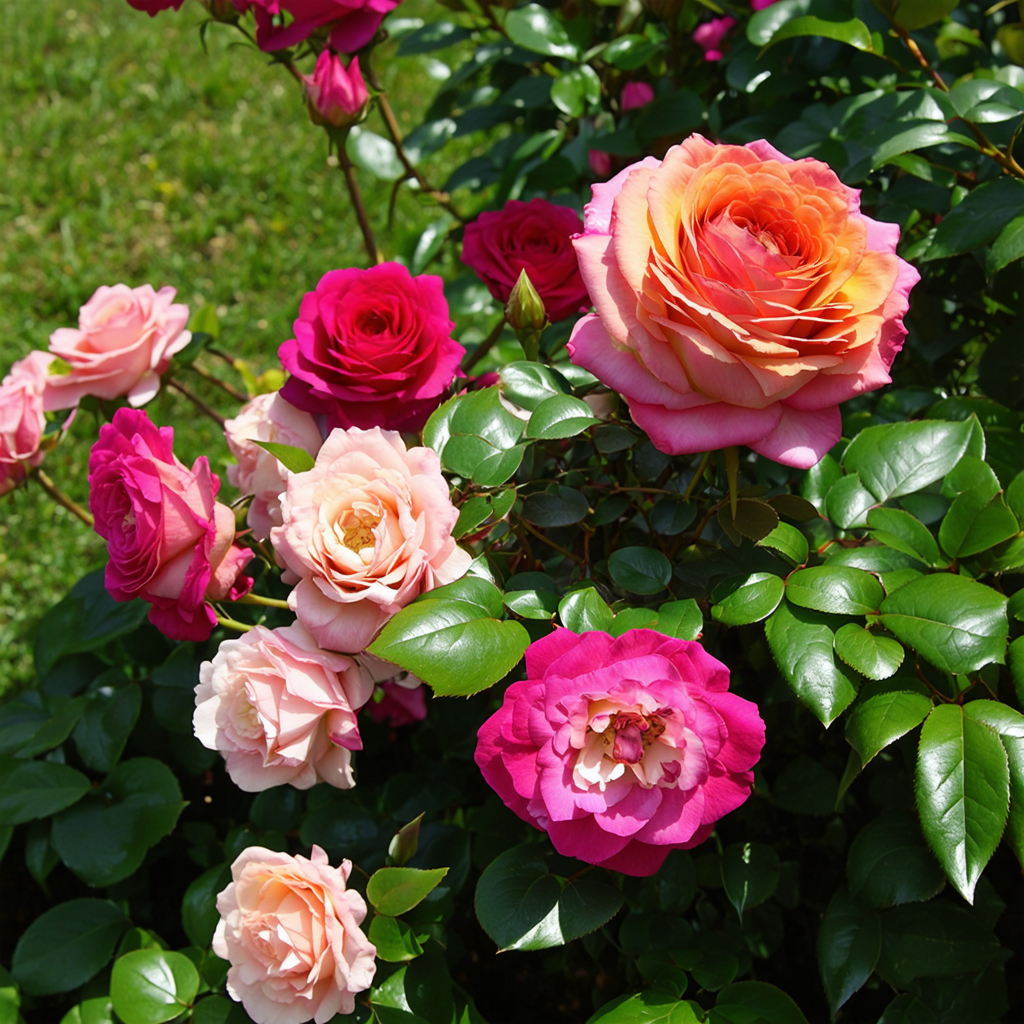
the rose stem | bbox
[31,469,94,528]
[520,519,584,564]
[166,378,226,428]
[186,362,248,404]
[723,446,740,522]
[336,144,384,265]
[215,612,252,633]
[463,316,507,373]
[232,593,291,610]
[681,451,712,503]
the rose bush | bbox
[570,135,919,467]
[0,351,53,496]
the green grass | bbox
[0,0,478,693]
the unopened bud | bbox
[505,270,547,362]
[303,51,369,130]
[387,813,424,867]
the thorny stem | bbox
[463,316,508,373]
[167,378,226,428]
[32,469,94,528]
[233,592,292,610]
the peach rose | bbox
[272,426,472,653]
[0,351,53,496]
[570,136,919,468]
[193,622,374,792]
[224,393,323,540]
[214,845,376,1024]
[45,283,191,410]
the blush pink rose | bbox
[476,628,766,876]
[224,392,323,540]
[88,408,253,642]
[193,622,374,791]
[214,845,376,1024]
[271,426,472,653]
[620,81,654,112]
[693,16,736,60]
[45,284,191,411]
[242,0,399,53]
[302,50,369,127]
[461,198,590,323]
[278,263,465,433]
[0,351,54,496]
[569,136,919,469]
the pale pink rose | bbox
[569,136,919,469]
[224,393,323,540]
[214,845,376,1024]
[0,351,53,496]
[194,621,373,792]
[693,16,736,60]
[620,81,654,112]
[271,426,472,653]
[303,51,369,128]
[45,284,191,410]
[476,629,766,876]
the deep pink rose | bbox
[461,198,590,323]
[194,622,374,792]
[366,676,427,727]
[302,51,369,127]
[88,408,254,642]
[751,0,778,10]
[271,426,472,653]
[588,148,613,179]
[621,81,654,112]
[279,263,464,433]
[244,0,399,52]
[214,845,376,1024]
[127,0,185,13]
[569,136,919,468]
[0,352,53,496]
[476,628,766,876]
[45,284,191,411]
[693,16,736,60]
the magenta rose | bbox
[88,408,254,642]
[279,263,464,433]
[127,0,185,13]
[693,16,736,60]
[242,0,399,53]
[620,81,654,112]
[570,136,919,468]
[461,198,590,323]
[476,628,766,876]
[0,351,53,496]
[302,50,369,127]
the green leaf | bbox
[397,20,470,54]
[522,486,590,527]
[442,387,527,487]
[765,15,875,52]
[786,566,884,616]
[601,34,660,69]
[181,864,231,948]
[756,522,808,567]
[550,64,601,118]
[586,992,703,1023]
[559,587,615,633]
[608,547,672,595]
[878,574,1009,675]
[73,682,141,774]
[747,0,813,45]
[764,602,859,726]
[867,507,943,567]
[938,492,1019,559]
[843,420,977,504]
[720,842,779,920]
[369,915,425,962]
[817,887,881,1017]
[825,473,877,529]
[504,3,579,58]
[924,177,1024,261]
[110,950,199,1024]
[0,761,91,826]
[713,981,809,1024]
[499,362,572,410]
[346,126,404,180]
[653,600,703,641]
[454,495,492,539]
[250,440,314,474]
[12,898,129,996]
[844,678,931,766]
[557,878,624,942]
[916,703,1009,903]
[834,625,905,680]
[58,996,115,1024]
[525,394,599,440]
[190,996,248,1024]
[803,453,842,511]
[15,695,89,759]
[710,573,784,626]
[986,212,1024,274]
[367,867,449,917]
[847,813,945,908]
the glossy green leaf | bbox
[602,34,660,69]
[802,453,842,511]
[938,491,1019,559]
[346,126,403,180]
[834,625,905,680]
[786,566,884,616]
[442,387,527,487]
[844,678,931,766]
[608,546,672,595]
[766,15,874,51]
[73,682,141,774]
[924,177,1024,261]
[14,695,89,759]
[504,3,578,58]
[525,394,599,440]
[368,867,449,917]
[550,64,601,118]
[454,495,492,539]
[711,573,785,626]
[586,992,703,1023]
[369,915,426,962]
[654,600,703,641]
[499,362,572,411]
[847,813,945,908]
[720,842,779,920]
[110,949,199,1024]
[0,761,90,826]
[251,440,314,474]
[559,587,615,633]
[712,981,809,1024]
[522,486,590,527]
[58,996,115,1024]
[825,473,877,529]
[765,601,859,726]
[181,864,231,948]
[756,522,808,567]
[916,704,1009,902]
[817,887,881,1017]
[878,574,1008,675]
[867,507,943,567]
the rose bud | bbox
[303,51,369,129]
[505,269,548,362]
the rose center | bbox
[356,309,389,336]
[339,509,382,552]
[574,704,679,791]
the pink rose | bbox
[214,845,376,1024]
[751,0,778,10]
[588,148,613,179]
[461,198,590,323]
[302,51,369,128]
[271,426,472,653]
[620,81,654,112]
[224,393,323,540]
[366,676,427,727]
[569,136,919,469]
[475,628,766,876]
[88,408,254,642]
[127,0,185,13]
[45,284,191,411]
[0,352,53,496]
[693,16,736,60]
[193,622,374,791]
[243,0,400,53]
[278,263,465,434]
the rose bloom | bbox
[224,392,323,540]
[89,408,253,642]
[239,0,399,53]
[0,352,53,496]
[272,426,471,653]
[194,621,374,791]
[127,0,184,12]
[366,676,427,727]
[693,16,736,60]
[476,628,766,876]
[621,81,654,112]
[302,51,369,128]
[214,845,376,1024]
[569,136,919,468]
[461,198,590,323]
[279,263,464,433]
[45,284,191,411]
